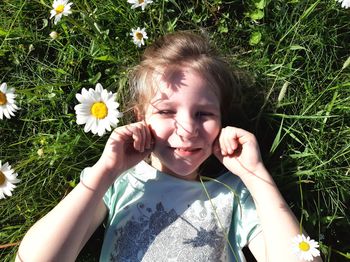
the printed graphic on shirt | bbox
[109,201,230,262]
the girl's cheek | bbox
[206,120,221,135]
[147,118,173,137]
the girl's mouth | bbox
[173,147,201,156]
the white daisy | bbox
[127,0,153,11]
[0,161,20,199]
[50,0,73,25]
[0,82,19,120]
[337,0,350,8]
[130,27,148,47]
[74,83,123,136]
[292,234,321,261]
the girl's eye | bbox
[196,111,214,118]
[158,110,175,115]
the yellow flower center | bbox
[91,102,108,119]
[136,32,143,40]
[0,171,6,186]
[55,4,65,14]
[299,241,310,252]
[138,0,144,3]
[0,91,7,105]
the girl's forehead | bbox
[160,66,189,89]
[155,66,218,94]
[149,67,220,106]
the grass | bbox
[1,0,349,261]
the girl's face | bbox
[144,67,221,181]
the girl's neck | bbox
[150,154,199,181]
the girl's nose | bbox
[175,115,198,139]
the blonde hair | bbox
[128,31,243,127]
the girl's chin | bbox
[163,167,199,181]
[151,152,215,180]
[150,154,200,180]
[168,157,210,178]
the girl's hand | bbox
[94,121,153,180]
[213,126,264,178]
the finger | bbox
[229,127,254,145]
[144,122,152,150]
[129,125,142,152]
[139,123,146,152]
[224,127,236,155]
[112,125,133,143]
[223,129,233,155]
[219,129,227,155]
[227,130,239,154]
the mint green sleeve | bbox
[103,182,113,210]
[239,189,262,246]
[102,174,129,216]
[231,183,262,248]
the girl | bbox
[17,31,321,262]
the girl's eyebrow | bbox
[151,100,220,111]
[150,99,172,107]
[197,104,221,113]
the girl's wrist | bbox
[238,162,269,183]
[81,161,122,191]
[250,162,267,175]
[235,161,265,177]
